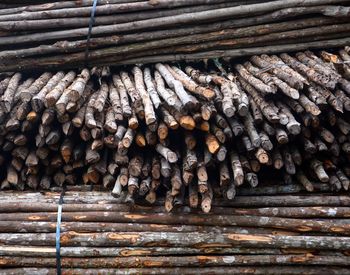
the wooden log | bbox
[156,144,178,164]
[112,74,132,118]
[238,76,279,123]
[280,53,336,89]
[310,159,329,182]
[143,67,162,109]
[243,113,260,148]
[20,72,52,102]
[120,71,144,119]
[133,66,157,126]
[3,253,350,268]
[1,73,21,113]
[2,266,350,275]
[235,64,276,94]
[168,65,215,100]
[252,55,303,90]
[1,231,350,250]
[230,151,244,186]
[205,134,220,154]
[45,71,76,107]
[156,63,194,110]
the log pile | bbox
[1,48,350,213]
[0,0,349,71]
[0,190,350,274]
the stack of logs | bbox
[0,0,349,71]
[0,190,350,274]
[1,48,350,213]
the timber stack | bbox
[1,1,350,274]
[0,190,350,274]
[0,0,349,71]
[0,48,350,213]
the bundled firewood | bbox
[1,48,350,214]
[0,190,350,274]
[0,0,349,71]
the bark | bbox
[45,71,76,107]
[1,231,350,250]
[133,66,157,126]
[1,73,21,113]
[156,63,194,110]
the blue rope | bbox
[84,0,99,66]
[56,187,66,275]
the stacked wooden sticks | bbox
[0,0,349,71]
[1,48,350,213]
[0,190,350,274]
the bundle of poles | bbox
[0,190,350,274]
[1,47,350,213]
[0,0,350,71]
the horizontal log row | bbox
[2,254,350,268]
[0,191,350,273]
[0,0,349,71]
[1,48,350,214]
[1,211,350,235]
[1,267,350,275]
[1,191,350,207]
